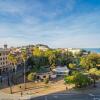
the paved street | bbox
[0,91,100,100]
[32,93,100,100]
[0,89,100,100]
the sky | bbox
[0,0,100,48]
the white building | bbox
[61,48,81,55]
[36,44,49,51]
[52,66,70,75]
[38,46,49,51]
[68,48,81,54]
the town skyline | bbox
[0,43,100,49]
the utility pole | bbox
[7,71,12,94]
[24,60,26,89]
[23,50,29,90]
[67,48,69,67]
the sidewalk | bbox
[0,80,67,99]
[0,91,35,100]
[1,80,100,100]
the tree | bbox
[8,53,17,70]
[21,51,27,89]
[21,51,27,62]
[44,77,49,84]
[80,53,100,70]
[27,56,35,68]
[80,57,91,70]
[45,49,56,66]
[69,63,77,69]
[74,73,91,88]
[8,53,18,93]
[48,53,56,70]
[89,68,100,87]
[64,72,91,88]
[64,75,75,84]
[32,47,47,69]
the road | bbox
[0,92,100,100]
[31,93,100,100]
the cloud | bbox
[0,0,100,48]
[0,0,27,15]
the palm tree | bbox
[48,54,56,70]
[21,51,27,89]
[8,53,18,93]
[8,53,17,72]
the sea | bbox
[83,48,100,54]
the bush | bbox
[27,72,36,81]
[64,75,75,84]
[44,78,49,84]
[64,72,91,88]
[69,63,77,69]
[44,75,50,84]
[74,73,91,87]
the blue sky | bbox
[0,0,100,48]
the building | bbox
[52,66,70,75]
[0,45,10,75]
[36,44,49,51]
[68,48,81,54]
[57,48,81,54]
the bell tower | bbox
[4,44,7,49]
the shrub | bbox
[27,72,36,81]
[64,72,91,88]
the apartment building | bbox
[0,45,10,75]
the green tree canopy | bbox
[89,68,100,87]
[8,53,17,65]
[80,53,100,70]
[64,72,91,88]
[69,63,77,69]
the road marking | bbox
[88,94,100,100]
[93,98,100,100]
[89,93,94,96]
[51,93,78,96]
[44,94,76,100]
[45,96,47,100]
[53,95,58,99]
